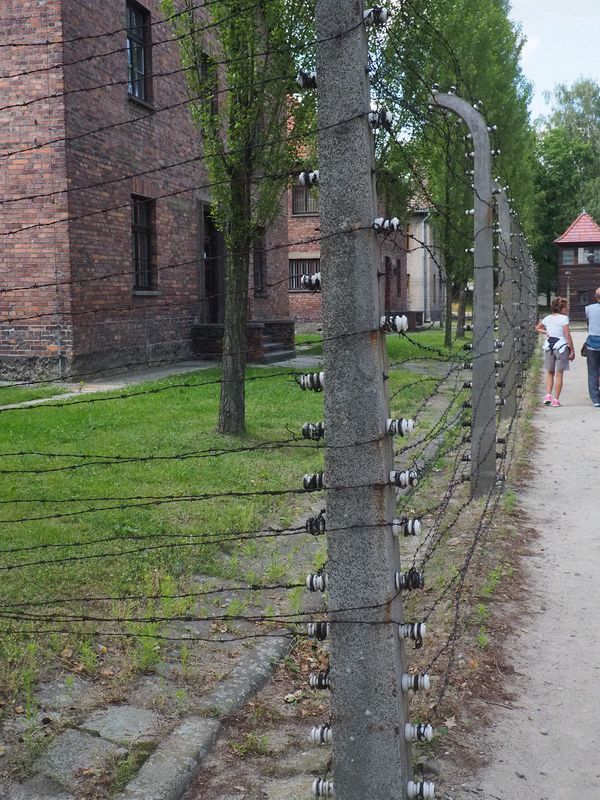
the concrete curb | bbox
[114,636,290,800]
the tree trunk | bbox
[444,282,453,348]
[218,171,252,436]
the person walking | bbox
[535,296,575,406]
[584,287,600,407]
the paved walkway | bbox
[0,352,323,410]
[455,328,600,800]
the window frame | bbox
[291,185,319,216]
[289,257,320,291]
[131,194,155,291]
[561,248,575,266]
[127,1,151,103]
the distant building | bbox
[0,0,292,380]
[555,211,600,321]
[404,208,445,324]
[287,186,443,330]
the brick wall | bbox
[288,188,322,323]
[248,193,291,322]
[60,0,208,374]
[0,0,73,378]
[1,0,291,379]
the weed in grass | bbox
[229,732,271,757]
[481,567,503,597]
[77,640,98,676]
[249,702,282,723]
[263,557,288,584]
[174,688,188,715]
[226,598,247,618]
[288,586,304,615]
[282,653,301,675]
[476,627,490,649]
[180,644,191,679]
[503,489,517,513]
[109,742,157,793]
[131,624,162,672]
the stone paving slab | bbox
[36,677,101,712]
[115,717,220,800]
[197,636,290,717]
[6,774,75,800]
[81,706,160,745]
[264,775,312,800]
[33,729,126,792]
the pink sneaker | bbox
[543,394,552,405]
[551,398,561,407]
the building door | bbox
[202,205,224,323]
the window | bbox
[396,259,402,294]
[561,249,575,265]
[582,246,600,264]
[253,230,267,296]
[289,258,320,290]
[578,290,589,305]
[292,185,319,215]
[127,2,150,101]
[131,195,154,289]
[199,52,218,117]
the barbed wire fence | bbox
[0,2,539,798]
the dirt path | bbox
[455,329,600,800]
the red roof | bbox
[554,212,600,245]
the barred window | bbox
[127,2,151,101]
[292,185,319,215]
[132,195,154,289]
[289,258,320,290]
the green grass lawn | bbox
[0,384,69,407]
[0,332,460,700]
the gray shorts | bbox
[544,347,570,373]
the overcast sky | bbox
[509,0,600,121]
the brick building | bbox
[0,0,292,379]
[288,183,409,329]
[288,185,443,329]
[555,211,600,321]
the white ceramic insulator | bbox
[399,622,426,640]
[405,723,433,742]
[407,780,436,799]
[401,673,431,692]
[312,779,334,797]
[310,724,332,744]
[306,573,328,592]
[363,7,389,25]
[307,622,329,640]
[386,417,415,436]
[392,517,421,537]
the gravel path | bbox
[458,329,600,800]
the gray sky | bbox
[509,0,600,120]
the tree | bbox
[533,79,600,297]
[162,0,314,435]
[533,126,595,298]
[374,0,536,345]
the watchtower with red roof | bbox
[555,211,600,320]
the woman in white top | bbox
[535,296,575,406]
